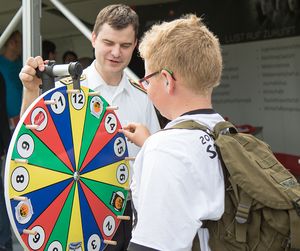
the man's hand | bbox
[120,123,151,147]
[19,56,45,92]
[19,56,46,116]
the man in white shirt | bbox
[19,4,160,251]
[121,14,225,251]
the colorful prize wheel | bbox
[4,84,130,251]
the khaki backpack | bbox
[172,120,300,251]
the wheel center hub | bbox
[73,171,80,181]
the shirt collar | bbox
[165,109,218,129]
[180,109,216,116]
[84,60,129,95]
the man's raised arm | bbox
[19,56,45,116]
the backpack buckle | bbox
[235,203,250,224]
[281,237,290,249]
[235,192,253,224]
[292,198,300,216]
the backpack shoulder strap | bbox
[170,120,208,130]
[171,120,238,140]
[213,121,238,136]
[169,120,214,138]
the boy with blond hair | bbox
[122,14,225,251]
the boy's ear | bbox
[161,70,175,94]
[161,69,173,86]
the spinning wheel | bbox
[4,83,130,251]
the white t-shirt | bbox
[59,61,161,160]
[129,110,225,251]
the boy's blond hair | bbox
[139,14,222,94]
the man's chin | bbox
[108,65,124,74]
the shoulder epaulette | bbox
[128,78,147,94]
[59,74,86,85]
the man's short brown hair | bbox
[93,4,139,38]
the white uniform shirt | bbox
[130,110,225,251]
[77,61,160,159]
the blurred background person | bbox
[62,50,78,64]
[0,71,12,251]
[259,0,277,29]
[288,0,300,13]
[78,56,93,69]
[288,0,300,30]
[273,0,295,27]
[42,40,57,60]
[0,30,22,131]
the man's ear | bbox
[134,39,138,48]
[91,32,97,48]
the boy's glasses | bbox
[138,68,175,89]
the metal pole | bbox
[22,0,32,65]
[22,0,41,65]
[22,0,41,64]
[49,0,92,41]
[0,7,22,50]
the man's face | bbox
[276,0,285,10]
[92,23,137,77]
[12,33,22,57]
[261,0,274,15]
[288,0,298,10]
